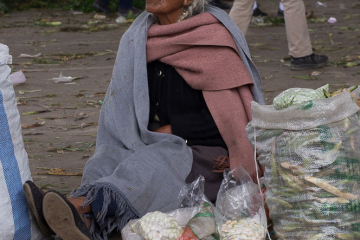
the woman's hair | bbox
[178,0,207,22]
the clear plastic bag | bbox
[177,176,216,240]
[272,84,328,110]
[215,166,267,240]
[121,176,216,240]
[132,211,183,240]
[246,92,360,239]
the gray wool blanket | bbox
[71,5,264,240]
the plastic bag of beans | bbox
[215,166,267,240]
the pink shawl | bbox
[146,13,263,181]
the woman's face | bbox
[146,0,193,25]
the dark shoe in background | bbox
[118,6,141,17]
[23,181,55,237]
[277,8,284,18]
[211,0,231,10]
[290,53,329,70]
[43,191,92,240]
[93,0,111,14]
[253,7,268,17]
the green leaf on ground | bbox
[339,26,359,31]
[22,110,51,115]
[19,89,41,94]
[291,75,319,80]
[249,43,265,47]
[346,62,359,67]
[309,18,326,23]
[344,14,360,20]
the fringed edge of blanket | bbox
[71,182,139,240]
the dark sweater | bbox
[147,60,227,149]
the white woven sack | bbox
[248,91,359,130]
[0,44,48,240]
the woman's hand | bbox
[154,125,172,134]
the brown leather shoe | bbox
[23,181,55,237]
[43,191,92,240]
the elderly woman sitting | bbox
[23,0,265,239]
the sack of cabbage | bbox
[246,91,360,240]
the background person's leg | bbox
[282,0,328,70]
[229,0,255,35]
[118,0,133,11]
[210,0,231,10]
[281,0,312,58]
[118,0,141,17]
[278,1,284,17]
[252,1,268,17]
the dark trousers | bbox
[186,145,228,203]
[99,0,132,10]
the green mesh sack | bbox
[246,92,360,240]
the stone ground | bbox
[0,0,360,239]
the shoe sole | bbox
[23,183,54,237]
[43,192,90,240]
[290,60,328,71]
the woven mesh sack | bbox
[0,44,48,239]
[246,92,360,240]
